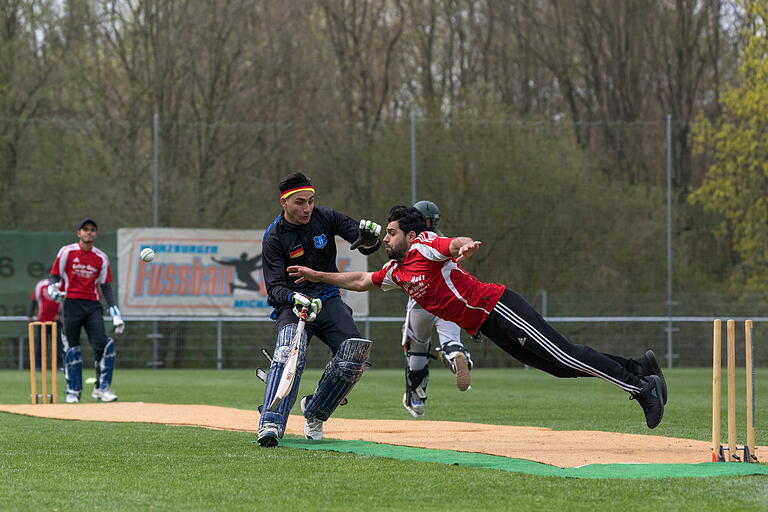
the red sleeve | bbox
[431,236,453,257]
[370,268,386,288]
[50,255,61,277]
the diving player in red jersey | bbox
[288,205,667,429]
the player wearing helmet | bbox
[398,201,473,417]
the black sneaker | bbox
[630,375,665,429]
[635,350,667,404]
[257,424,279,447]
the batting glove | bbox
[109,305,125,334]
[292,292,322,322]
[47,282,66,303]
[350,220,382,250]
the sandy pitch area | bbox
[0,402,744,467]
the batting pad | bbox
[280,437,768,480]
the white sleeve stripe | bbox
[440,261,492,314]
[380,266,398,290]
[416,231,437,242]
[58,245,75,289]
[93,248,110,284]
[412,243,448,262]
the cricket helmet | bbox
[413,200,440,229]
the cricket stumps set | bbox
[711,319,758,462]
[28,321,57,404]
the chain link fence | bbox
[3,296,765,370]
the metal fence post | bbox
[216,320,223,370]
[410,110,417,205]
[147,332,164,368]
[665,114,675,369]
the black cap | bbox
[77,218,98,230]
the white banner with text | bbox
[118,228,368,316]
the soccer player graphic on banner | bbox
[257,172,382,447]
[288,206,667,429]
[401,200,473,418]
[48,218,124,403]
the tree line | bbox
[0,0,762,294]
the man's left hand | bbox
[456,241,482,262]
[47,283,66,303]
[350,220,381,250]
[109,306,125,334]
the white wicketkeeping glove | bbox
[292,292,322,322]
[109,305,125,334]
[47,282,66,303]
[350,220,381,250]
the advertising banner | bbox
[118,228,368,316]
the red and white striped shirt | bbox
[32,279,61,322]
[50,243,112,301]
[371,232,505,335]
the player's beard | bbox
[385,240,407,261]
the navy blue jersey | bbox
[262,206,378,309]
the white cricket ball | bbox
[140,248,155,262]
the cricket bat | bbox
[268,308,308,410]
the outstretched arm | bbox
[450,237,482,262]
[288,265,378,292]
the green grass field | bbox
[1,367,766,510]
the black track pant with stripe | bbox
[479,289,645,394]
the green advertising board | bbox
[0,231,117,334]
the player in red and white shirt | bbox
[28,278,63,370]
[288,205,668,430]
[48,217,124,403]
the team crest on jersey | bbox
[313,234,328,249]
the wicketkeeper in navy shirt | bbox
[257,172,382,447]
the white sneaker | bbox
[450,352,471,391]
[402,390,425,417]
[65,392,80,404]
[91,388,118,402]
[300,396,324,440]
[441,346,473,392]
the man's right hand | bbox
[292,292,322,322]
[47,283,66,303]
[350,220,382,250]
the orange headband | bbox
[280,186,315,200]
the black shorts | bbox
[274,296,362,355]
